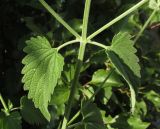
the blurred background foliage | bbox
[0,0,160,129]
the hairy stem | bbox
[39,0,80,39]
[87,0,149,40]
[61,1,91,128]
[0,93,10,115]
[87,41,109,50]
[57,40,79,51]
[134,9,157,43]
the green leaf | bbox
[106,32,141,113]
[90,69,122,87]
[149,0,160,11]
[110,32,140,78]
[144,90,160,112]
[75,101,105,129]
[21,36,64,121]
[49,85,70,105]
[0,112,22,129]
[127,116,150,129]
[20,96,46,125]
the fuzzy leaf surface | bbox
[21,36,64,121]
[106,32,141,113]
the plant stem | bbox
[61,1,91,128]
[39,0,80,39]
[134,9,157,43]
[82,0,91,41]
[0,93,9,115]
[88,41,109,50]
[57,40,79,51]
[67,122,83,129]
[67,69,115,125]
[87,0,149,40]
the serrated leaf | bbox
[110,32,140,78]
[20,96,46,125]
[21,36,64,121]
[75,101,105,129]
[107,51,138,113]
[0,111,22,129]
[106,32,141,113]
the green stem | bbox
[134,9,157,43]
[61,1,91,128]
[87,41,109,50]
[57,40,79,51]
[82,0,91,41]
[67,122,83,129]
[67,69,115,125]
[87,0,149,40]
[39,0,80,39]
[0,93,9,115]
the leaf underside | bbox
[21,36,64,121]
[107,32,141,113]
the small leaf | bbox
[20,96,46,125]
[144,90,160,112]
[0,111,22,129]
[21,36,64,121]
[127,116,150,129]
[75,101,105,129]
[110,32,140,78]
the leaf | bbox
[0,112,22,129]
[49,85,70,105]
[21,36,64,121]
[107,51,138,113]
[20,96,47,125]
[106,32,141,113]
[144,90,160,112]
[110,32,140,78]
[75,101,105,129]
[90,69,122,87]
[127,116,150,129]
[149,0,160,10]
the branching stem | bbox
[57,40,79,51]
[87,0,149,40]
[39,0,81,39]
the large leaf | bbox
[106,32,141,113]
[20,96,46,124]
[0,112,22,129]
[21,36,64,121]
[75,101,105,129]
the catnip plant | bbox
[0,0,159,129]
